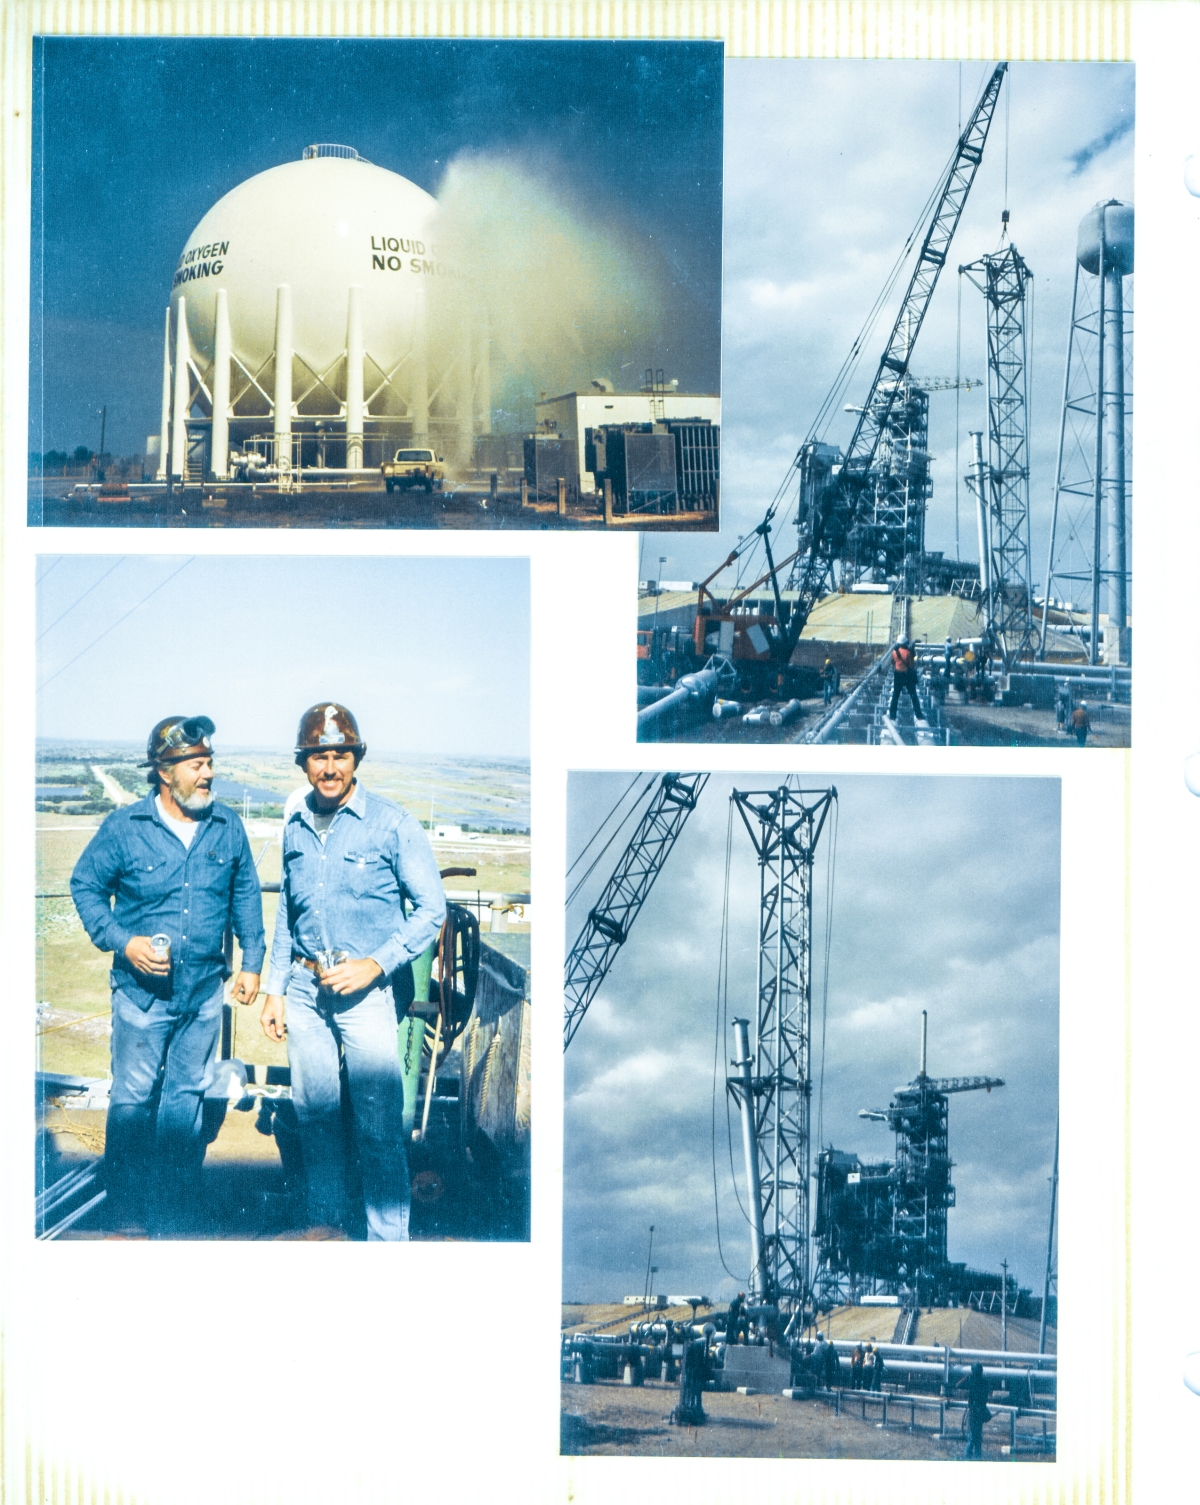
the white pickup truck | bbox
[381,447,445,494]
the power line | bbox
[565,775,656,910]
[38,558,195,691]
[566,772,641,881]
[37,557,124,642]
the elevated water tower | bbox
[1042,200,1133,664]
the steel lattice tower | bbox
[961,244,1037,666]
[728,785,836,1308]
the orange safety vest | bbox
[892,644,915,675]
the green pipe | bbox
[398,1014,427,1139]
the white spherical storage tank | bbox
[156,145,489,482]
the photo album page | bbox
[0,3,1190,1503]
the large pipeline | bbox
[635,683,692,728]
[827,1339,1055,1369]
[802,651,891,744]
[635,657,732,731]
[826,1358,1054,1393]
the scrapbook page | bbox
[1,3,1182,1504]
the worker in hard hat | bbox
[70,716,265,1236]
[1070,700,1091,747]
[260,703,445,1240]
[821,656,839,705]
[888,636,924,722]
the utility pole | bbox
[643,1225,655,1310]
[97,404,107,482]
[651,556,667,669]
[1000,1258,1009,1352]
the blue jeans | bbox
[285,966,410,1240]
[105,983,223,1236]
[888,672,923,721]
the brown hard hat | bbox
[295,703,366,763]
[141,715,215,767]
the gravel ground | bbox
[561,1379,1051,1461]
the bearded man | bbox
[70,716,265,1236]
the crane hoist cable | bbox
[566,773,654,906]
[711,799,748,1281]
[814,797,839,1154]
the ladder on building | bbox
[185,432,206,486]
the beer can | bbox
[315,948,349,981]
[150,933,171,962]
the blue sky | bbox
[565,772,1060,1304]
[29,36,722,457]
[36,554,530,757]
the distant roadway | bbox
[91,765,137,806]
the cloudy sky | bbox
[649,58,1134,596]
[35,554,529,758]
[29,37,722,457]
[564,772,1060,1305]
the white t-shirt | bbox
[156,795,200,848]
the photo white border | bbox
[0,2,1165,1502]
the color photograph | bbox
[563,771,1059,1460]
[637,60,1133,746]
[36,553,530,1241]
[28,37,722,531]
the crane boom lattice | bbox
[728,785,836,1308]
[563,773,708,1049]
[787,62,1008,628]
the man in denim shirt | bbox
[260,703,445,1240]
[71,716,265,1235]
